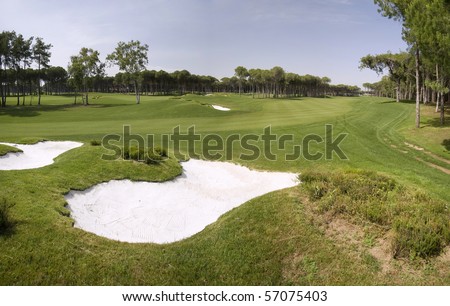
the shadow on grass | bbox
[0,223,17,238]
[0,199,16,238]
[424,116,450,128]
[0,102,130,118]
[380,99,417,104]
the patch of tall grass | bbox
[301,170,450,259]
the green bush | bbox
[393,216,447,259]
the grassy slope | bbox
[0,94,448,285]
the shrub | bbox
[90,140,101,146]
[0,198,14,233]
[153,146,168,157]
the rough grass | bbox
[301,170,450,259]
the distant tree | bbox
[270,66,285,98]
[374,0,422,127]
[32,37,52,106]
[172,69,191,95]
[68,48,103,105]
[107,40,149,104]
[45,66,68,95]
[360,52,409,102]
[11,33,33,106]
[0,31,16,107]
[234,66,248,96]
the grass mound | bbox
[0,144,22,156]
[16,137,47,144]
[301,170,450,259]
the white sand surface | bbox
[66,159,298,244]
[211,105,230,111]
[0,141,83,170]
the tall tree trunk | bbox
[84,81,89,105]
[436,64,440,112]
[37,58,41,106]
[415,48,421,129]
[22,83,25,106]
[134,80,140,104]
[0,59,4,107]
[16,75,20,106]
[440,93,445,125]
[396,80,400,103]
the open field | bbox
[0,94,449,285]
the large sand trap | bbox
[211,105,230,111]
[0,141,83,170]
[66,159,298,244]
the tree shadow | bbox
[423,110,450,127]
[0,102,130,118]
[442,139,450,152]
[400,100,417,104]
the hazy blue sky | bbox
[1,0,407,87]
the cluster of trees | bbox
[1,31,361,108]
[361,0,450,127]
[229,66,360,98]
[0,31,52,106]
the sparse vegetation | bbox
[301,170,450,259]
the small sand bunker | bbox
[66,159,298,244]
[211,105,230,111]
[0,141,83,170]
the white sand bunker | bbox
[211,105,230,111]
[66,159,298,244]
[0,141,83,170]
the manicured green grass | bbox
[0,93,448,285]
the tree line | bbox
[360,0,450,127]
[1,30,361,108]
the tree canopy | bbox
[107,40,149,104]
[368,0,450,126]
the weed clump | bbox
[301,170,450,259]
